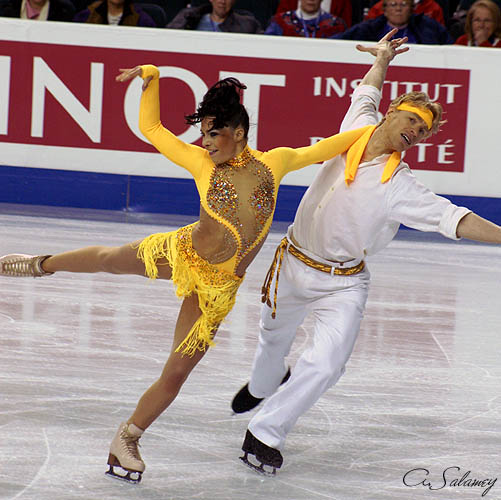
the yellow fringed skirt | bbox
[136,223,243,357]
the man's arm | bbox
[456,213,501,244]
[338,30,409,132]
[356,28,409,91]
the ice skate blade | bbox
[239,454,276,476]
[105,464,142,484]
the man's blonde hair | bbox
[388,91,444,134]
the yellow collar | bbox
[345,125,401,184]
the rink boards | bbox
[0,20,500,222]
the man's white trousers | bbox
[248,251,370,450]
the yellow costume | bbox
[137,65,369,356]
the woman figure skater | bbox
[0,63,386,482]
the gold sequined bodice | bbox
[139,64,373,276]
[194,148,276,274]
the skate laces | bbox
[121,428,142,461]
[1,255,52,277]
[4,258,30,274]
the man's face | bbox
[210,0,235,18]
[383,0,413,27]
[300,0,322,14]
[385,108,432,152]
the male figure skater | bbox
[232,30,501,475]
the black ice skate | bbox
[105,422,145,484]
[239,430,283,476]
[231,368,291,414]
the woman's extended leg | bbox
[1,240,173,279]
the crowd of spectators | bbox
[1,0,500,46]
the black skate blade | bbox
[239,453,276,477]
[105,464,142,484]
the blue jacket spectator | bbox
[337,12,452,44]
[168,1,263,33]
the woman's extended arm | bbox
[270,125,372,179]
[116,65,207,178]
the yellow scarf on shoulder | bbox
[345,125,401,185]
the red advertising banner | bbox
[2,40,469,173]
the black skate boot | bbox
[240,430,283,476]
[231,368,291,414]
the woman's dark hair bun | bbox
[185,77,250,137]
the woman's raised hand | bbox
[116,66,152,91]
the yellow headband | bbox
[396,103,433,130]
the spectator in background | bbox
[455,0,501,45]
[265,0,346,37]
[448,0,501,38]
[366,0,446,25]
[0,0,74,21]
[336,0,452,43]
[167,0,263,33]
[74,0,155,25]
[276,0,352,26]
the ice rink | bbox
[1,205,500,500]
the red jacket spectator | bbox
[276,0,352,26]
[455,32,501,43]
[265,8,346,37]
[366,0,445,25]
[454,0,501,45]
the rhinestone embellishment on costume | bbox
[250,181,275,226]
[206,148,275,264]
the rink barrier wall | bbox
[0,20,500,223]
[1,165,499,225]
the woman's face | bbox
[471,5,496,43]
[200,117,244,165]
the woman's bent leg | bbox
[107,294,208,479]
[128,293,209,430]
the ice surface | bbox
[1,206,500,500]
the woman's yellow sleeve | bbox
[139,65,206,178]
[269,126,372,180]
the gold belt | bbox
[288,244,365,276]
[261,238,365,318]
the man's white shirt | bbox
[292,84,470,263]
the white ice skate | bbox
[0,254,53,277]
[106,422,145,484]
